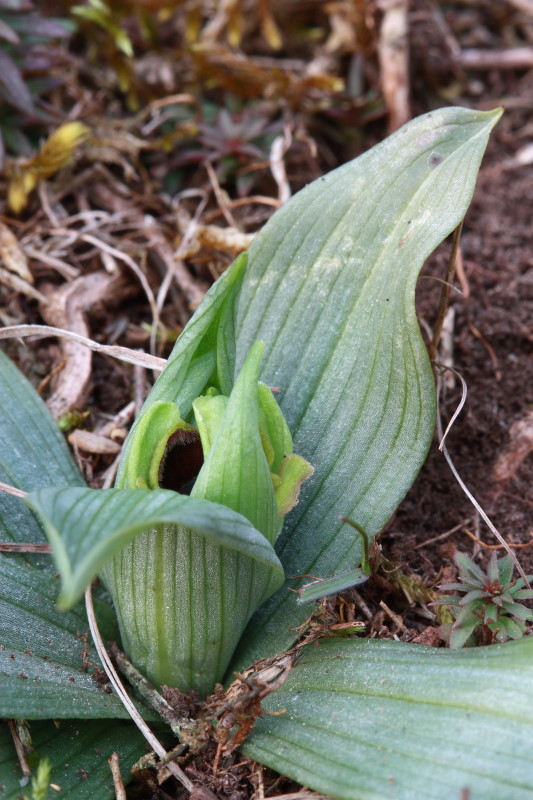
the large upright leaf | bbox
[232,106,502,669]
[243,637,533,800]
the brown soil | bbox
[389,123,533,581]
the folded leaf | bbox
[244,637,533,800]
[232,106,502,669]
[28,486,284,694]
[192,341,282,543]
[105,285,309,694]
[115,251,248,487]
[296,567,369,604]
[26,486,284,610]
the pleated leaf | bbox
[0,719,147,799]
[231,106,502,669]
[244,636,533,800]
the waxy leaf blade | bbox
[232,106,502,668]
[0,719,146,799]
[0,557,138,719]
[244,637,533,800]
[0,350,84,569]
[0,352,126,718]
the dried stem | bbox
[0,325,165,371]
[108,752,127,800]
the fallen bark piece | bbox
[40,271,127,418]
[68,429,122,455]
[492,410,533,483]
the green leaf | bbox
[26,486,284,610]
[0,558,137,719]
[192,341,282,543]
[0,353,128,719]
[456,552,485,582]
[449,616,479,649]
[28,486,284,694]
[0,351,83,493]
[257,382,293,474]
[296,568,369,605]
[115,252,247,487]
[0,350,83,570]
[497,554,514,586]
[244,636,533,800]
[0,718,147,799]
[232,106,502,669]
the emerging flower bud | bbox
[101,255,312,694]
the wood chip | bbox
[68,429,122,454]
[492,410,533,484]
[378,0,411,133]
[0,221,32,282]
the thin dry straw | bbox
[85,587,194,792]
[436,367,529,586]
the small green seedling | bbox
[434,551,533,649]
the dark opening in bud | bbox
[158,428,204,494]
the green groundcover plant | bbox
[2,106,533,800]
[435,551,533,649]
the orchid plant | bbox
[2,106,533,800]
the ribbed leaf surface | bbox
[0,557,138,719]
[28,486,284,694]
[27,487,283,608]
[0,350,83,570]
[0,719,146,798]
[232,107,502,669]
[244,637,533,800]
[0,351,128,719]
